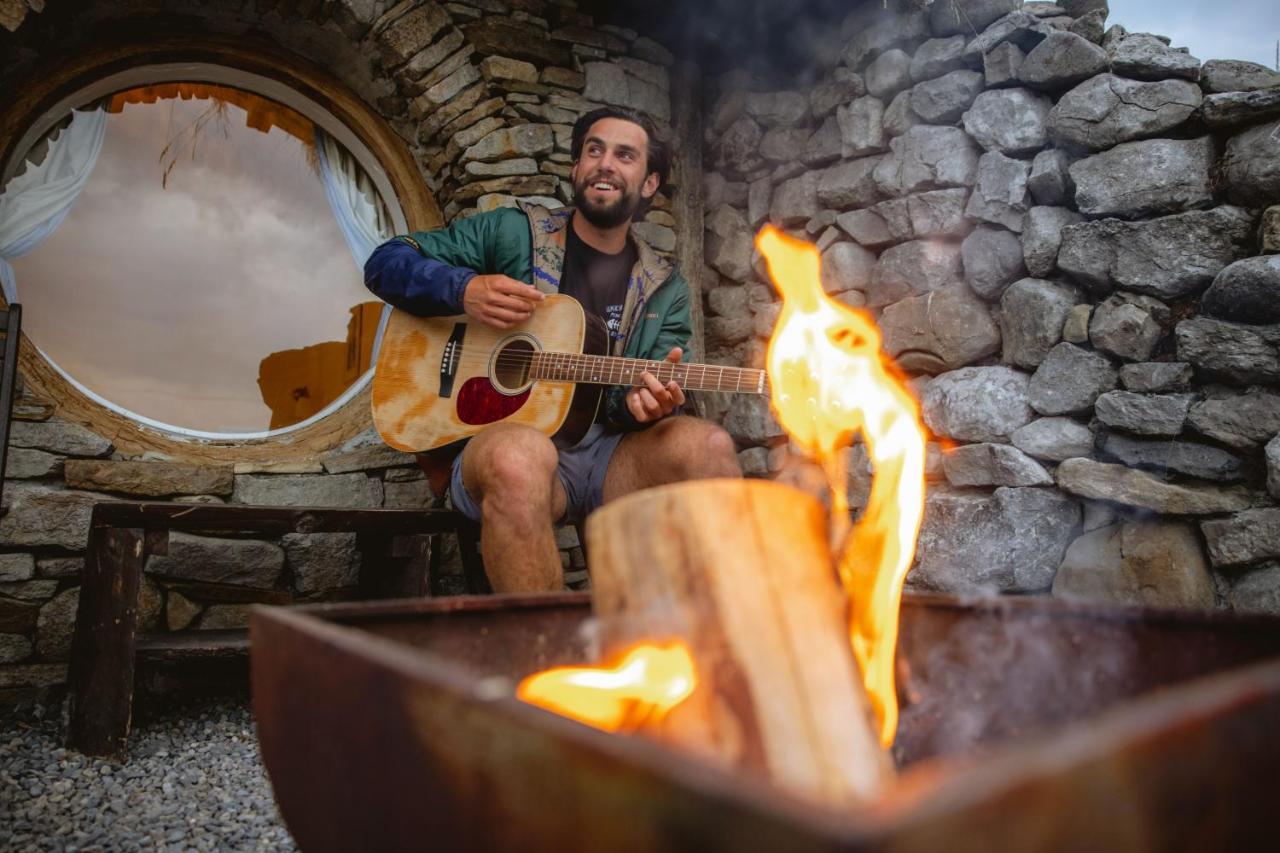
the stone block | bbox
[233,473,383,509]
[63,460,234,497]
[906,189,971,239]
[883,90,922,136]
[880,284,1001,374]
[865,49,914,100]
[962,88,1053,155]
[1108,33,1200,82]
[910,70,984,124]
[284,533,361,595]
[930,0,1021,37]
[1262,208,1280,255]
[0,485,97,550]
[1021,206,1083,277]
[836,96,887,158]
[1053,522,1214,609]
[5,448,62,479]
[1200,59,1280,94]
[922,366,1034,442]
[1120,362,1193,392]
[872,125,978,198]
[769,172,819,227]
[1188,391,1280,451]
[1028,343,1118,415]
[965,151,1031,232]
[1011,417,1096,461]
[1018,30,1108,91]
[1055,458,1250,515]
[1062,304,1092,344]
[910,36,968,82]
[868,240,963,307]
[35,587,78,661]
[461,123,555,162]
[942,443,1053,487]
[1201,89,1280,129]
[1175,317,1280,385]
[1069,136,1214,218]
[743,91,808,127]
[0,553,34,583]
[983,41,1026,88]
[1088,293,1165,361]
[147,531,285,588]
[1028,149,1074,206]
[962,226,1027,300]
[1094,391,1194,436]
[1202,256,1280,326]
[1000,278,1083,368]
[1203,510,1280,569]
[819,242,876,294]
[1099,433,1242,482]
[9,419,112,457]
[1048,74,1201,153]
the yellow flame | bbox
[516,641,697,733]
[756,226,927,746]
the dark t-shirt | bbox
[558,225,635,348]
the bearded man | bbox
[364,107,742,593]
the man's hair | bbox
[570,106,671,189]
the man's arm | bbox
[363,237,475,317]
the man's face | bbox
[571,117,661,229]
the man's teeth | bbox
[593,181,617,190]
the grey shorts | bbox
[450,424,626,525]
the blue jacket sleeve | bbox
[363,238,475,317]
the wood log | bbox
[585,478,894,806]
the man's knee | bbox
[654,416,741,477]
[467,425,558,502]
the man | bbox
[364,107,742,593]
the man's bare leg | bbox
[603,416,742,502]
[461,423,568,592]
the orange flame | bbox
[516,641,697,733]
[756,226,927,746]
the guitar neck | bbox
[531,352,768,395]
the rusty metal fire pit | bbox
[251,593,1280,852]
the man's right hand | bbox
[463,274,545,329]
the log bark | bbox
[585,478,893,806]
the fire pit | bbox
[251,592,1280,852]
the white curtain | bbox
[315,127,394,359]
[0,108,108,304]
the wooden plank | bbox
[66,526,145,759]
[137,629,250,658]
[91,501,469,536]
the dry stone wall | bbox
[0,0,675,701]
[702,0,1280,615]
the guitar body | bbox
[372,295,603,453]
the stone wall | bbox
[701,0,1280,614]
[0,0,677,701]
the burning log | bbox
[585,478,895,806]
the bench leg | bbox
[66,526,146,759]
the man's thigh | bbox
[452,423,569,522]
[602,415,725,503]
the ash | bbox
[0,699,295,851]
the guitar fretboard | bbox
[530,352,768,395]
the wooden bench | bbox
[66,500,483,759]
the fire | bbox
[516,641,697,733]
[756,226,927,747]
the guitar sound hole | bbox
[491,336,536,394]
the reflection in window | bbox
[4,83,391,434]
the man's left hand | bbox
[626,347,686,424]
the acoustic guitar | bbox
[371,294,768,453]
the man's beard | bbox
[573,175,641,228]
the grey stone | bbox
[1221,120,1280,210]
[1047,74,1201,152]
[5,448,62,480]
[836,96,888,157]
[1028,149,1074,206]
[0,633,32,664]
[1201,88,1280,130]
[1201,59,1280,94]
[880,284,1002,374]
[1269,435,1280,498]
[759,127,811,164]
[962,88,1053,154]
[35,557,81,579]
[1100,433,1243,482]
[1094,391,1194,436]
[9,419,112,458]
[872,125,980,198]
[716,115,765,175]
[883,90,923,136]
[1055,458,1251,514]
[866,49,914,100]
[0,553,34,583]
[1057,206,1255,299]
[1068,9,1108,44]
[1001,278,1083,368]
[817,157,884,208]
[907,188,972,238]
[147,531,285,588]
[943,443,1053,487]
[1264,207,1280,255]
[1018,30,1108,91]
[930,0,1022,37]
[1053,522,1215,609]
[1070,136,1214,218]
[983,41,1026,88]
[836,209,895,248]
[1188,391,1280,451]
[911,486,1079,594]
[961,11,1054,64]
[723,395,785,447]
[0,579,56,602]
[705,206,754,282]
[747,176,772,228]
[283,533,361,595]
[922,366,1034,442]
[911,36,968,81]
[872,198,914,242]
[233,473,383,508]
[1176,317,1280,385]
[464,158,539,178]
[820,242,876,294]
[1120,362,1193,392]
[810,75,867,119]
[461,123,554,162]
[1088,292,1166,361]
[801,117,843,168]
[376,3,452,66]
[1021,206,1083,277]
[769,172,820,226]
[910,70,985,124]
[63,460,234,498]
[868,240,964,307]
[0,485,97,549]
[1062,304,1092,343]
[199,604,253,631]
[1202,256,1280,325]
[1029,343,1118,415]
[35,588,79,661]
[744,90,809,127]
[1202,510,1280,569]
[383,478,434,509]
[1108,33,1200,82]
[965,152,1032,231]
[1228,564,1280,616]
[841,4,932,69]
[962,225,1028,299]
[1011,417,1096,461]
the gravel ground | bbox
[0,698,296,851]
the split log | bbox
[585,478,894,806]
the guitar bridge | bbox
[438,323,466,398]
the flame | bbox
[516,641,697,733]
[756,226,927,747]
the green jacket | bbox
[402,201,692,429]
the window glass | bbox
[7,83,386,434]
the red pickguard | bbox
[456,377,531,425]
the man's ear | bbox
[641,171,660,199]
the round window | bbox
[0,71,404,437]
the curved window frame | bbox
[0,36,442,462]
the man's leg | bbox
[602,416,742,502]
[459,423,568,592]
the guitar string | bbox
[437,350,767,390]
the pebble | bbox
[0,699,296,850]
